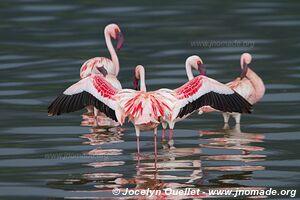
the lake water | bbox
[0,0,299,199]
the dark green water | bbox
[0,0,299,199]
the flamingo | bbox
[80,23,124,80]
[79,23,124,117]
[198,53,265,124]
[48,65,252,155]
[160,55,205,140]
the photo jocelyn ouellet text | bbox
[111,187,297,198]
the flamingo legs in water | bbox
[169,129,173,140]
[137,136,140,159]
[162,129,166,140]
[93,107,99,126]
[222,113,230,124]
[134,126,141,158]
[233,113,241,124]
[168,122,175,140]
[154,127,157,161]
[222,112,241,124]
[161,122,167,140]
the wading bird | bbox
[48,65,252,155]
[80,23,124,80]
[160,55,205,140]
[198,53,265,124]
[79,24,124,117]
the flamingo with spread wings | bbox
[161,55,204,139]
[161,55,252,140]
[48,65,252,155]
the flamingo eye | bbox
[197,60,201,65]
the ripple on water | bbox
[0,99,43,105]
[257,20,300,27]
[86,6,143,14]
[0,59,57,70]
[4,126,89,135]
[20,4,76,12]
[234,8,276,14]
[266,83,298,89]
[263,92,300,102]
[11,16,58,22]
[0,148,36,156]
[0,90,31,96]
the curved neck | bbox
[185,63,194,80]
[104,31,119,76]
[246,68,265,102]
[139,70,147,92]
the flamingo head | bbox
[198,60,206,76]
[186,55,206,76]
[240,53,252,79]
[105,24,125,50]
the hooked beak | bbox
[198,63,206,76]
[97,66,108,77]
[240,63,248,79]
[116,32,125,50]
[133,76,139,90]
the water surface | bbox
[0,0,299,199]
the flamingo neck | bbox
[104,31,119,76]
[246,68,265,103]
[185,63,194,81]
[139,70,147,92]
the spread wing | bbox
[48,74,120,122]
[173,75,252,119]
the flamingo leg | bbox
[154,127,157,161]
[86,105,93,113]
[134,126,141,157]
[93,107,99,126]
[162,129,166,140]
[222,112,230,124]
[154,147,157,172]
[137,136,140,159]
[168,122,175,140]
[233,113,241,124]
[161,122,167,140]
[169,129,173,140]
[93,107,99,116]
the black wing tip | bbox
[233,91,253,114]
[47,92,118,122]
[177,91,254,118]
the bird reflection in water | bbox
[81,112,120,129]
[112,139,206,198]
[79,123,265,198]
[46,122,125,192]
[199,124,266,194]
[49,115,266,198]
[75,114,126,190]
[200,124,265,163]
[80,111,124,146]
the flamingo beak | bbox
[198,63,206,76]
[116,32,125,50]
[240,62,248,79]
[133,76,139,90]
[97,66,108,77]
